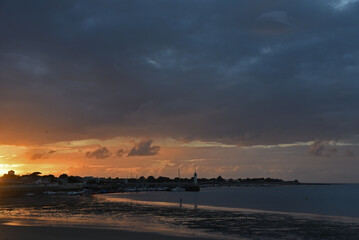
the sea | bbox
[1,184,359,239]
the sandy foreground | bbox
[0,224,212,240]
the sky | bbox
[0,0,359,182]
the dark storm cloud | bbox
[255,11,293,34]
[1,0,359,145]
[85,147,112,159]
[128,139,160,156]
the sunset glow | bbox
[0,0,358,183]
[2,2,359,240]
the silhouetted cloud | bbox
[128,139,160,157]
[116,149,125,158]
[85,147,112,159]
[30,150,56,160]
[31,153,45,160]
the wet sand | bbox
[2,194,359,240]
[0,224,211,240]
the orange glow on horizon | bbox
[0,142,200,178]
[0,138,241,179]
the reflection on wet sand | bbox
[0,194,359,240]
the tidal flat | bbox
[0,194,359,240]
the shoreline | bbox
[1,186,359,240]
[99,193,359,224]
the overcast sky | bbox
[0,0,358,182]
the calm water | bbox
[112,184,359,218]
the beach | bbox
[0,224,210,240]
[1,186,359,240]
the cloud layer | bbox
[128,139,160,157]
[1,0,359,145]
[85,147,112,159]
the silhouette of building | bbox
[194,172,198,184]
[8,170,15,176]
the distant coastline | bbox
[0,170,303,197]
